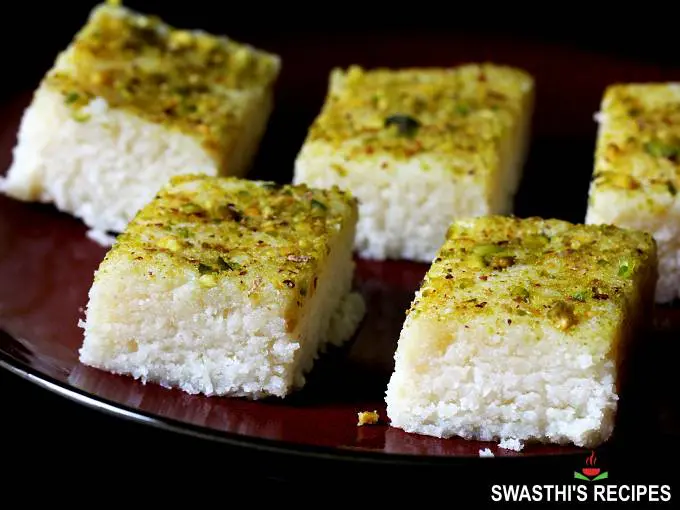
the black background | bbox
[3,1,680,96]
[2,1,680,500]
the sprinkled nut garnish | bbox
[64,92,80,104]
[458,277,474,288]
[220,203,243,222]
[181,202,203,214]
[158,237,180,252]
[511,286,530,303]
[168,30,194,51]
[571,290,588,302]
[384,114,421,137]
[90,71,107,86]
[198,274,217,288]
[197,262,214,275]
[261,182,282,190]
[605,143,621,160]
[644,139,680,159]
[617,258,634,278]
[72,111,91,123]
[591,285,609,300]
[455,104,471,115]
[470,243,516,269]
[311,199,327,210]
[548,301,577,331]
[357,410,380,426]
[473,243,504,258]
[609,173,640,190]
[489,255,516,270]
[217,256,238,271]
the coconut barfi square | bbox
[79,174,365,398]
[385,216,657,448]
[293,64,534,262]
[0,1,280,244]
[586,83,680,303]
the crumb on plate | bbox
[357,410,380,426]
[499,437,524,452]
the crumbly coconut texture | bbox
[293,64,534,262]
[585,83,680,303]
[79,175,365,398]
[0,2,280,242]
[385,216,657,448]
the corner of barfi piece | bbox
[62,1,280,159]
[293,63,535,262]
[586,82,680,303]
[1,1,281,239]
[79,175,364,399]
[386,215,657,448]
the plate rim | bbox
[0,344,585,465]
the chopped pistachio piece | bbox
[571,290,588,302]
[644,140,680,159]
[384,114,421,137]
[548,301,577,331]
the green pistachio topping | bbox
[406,216,657,347]
[97,175,358,319]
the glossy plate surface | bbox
[1,33,679,463]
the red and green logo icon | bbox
[574,451,608,481]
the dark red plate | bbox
[1,32,679,464]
